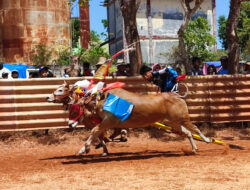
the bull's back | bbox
[101,89,185,127]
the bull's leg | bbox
[180,125,198,153]
[78,124,104,155]
[109,128,122,140]
[183,121,211,143]
[164,121,198,152]
[97,132,109,156]
[100,140,108,157]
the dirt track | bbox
[0,130,249,190]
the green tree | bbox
[218,2,249,53]
[101,19,108,40]
[71,30,109,65]
[238,2,250,55]
[218,15,227,49]
[72,18,81,48]
[242,39,250,60]
[32,44,52,66]
[81,30,109,64]
[183,16,216,61]
[177,0,205,73]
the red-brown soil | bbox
[0,128,249,190]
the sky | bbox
[71,0,230,49]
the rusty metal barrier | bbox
[0,75,249,131]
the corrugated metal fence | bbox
[0,75,249,131]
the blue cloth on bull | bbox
[103,93,134,121]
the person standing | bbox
[217,56,229,75]
[82,62,93,76]
[191,57,203,76]
[0,62,12,79]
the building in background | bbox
[0,0,71,64]
[106,0,216,65]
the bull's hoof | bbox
[77,146,90,155]
[85,147,90,154]
[101,152,108,157]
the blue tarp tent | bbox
[205,61,221,67]
[203,61,222,75]
[3,64,34,78]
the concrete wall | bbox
[0,0,71,64]
[108,0,216,65]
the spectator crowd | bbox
[1,56,249,80]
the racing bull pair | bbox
[47,80,211,156]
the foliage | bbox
[206,49,228,61]
[218,2,250,53]
[101,19,108,40]
[218,15,227,49]
[32,44,52,66]
[238,2,250,55]
[54,45,71,65]
[72,30,110,65]
[72,18,81,48]
[69,0,89,6]
[183,16,216,61]
[242,38,250,60]
[101,19,108,29]
[108,65,117,74]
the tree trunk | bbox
[178,15,192,73]
[120,0,143,76]
[177,0,205,74]
[226,0,242,74]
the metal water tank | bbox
[0,0,70,64]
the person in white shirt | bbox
[0,62,12,79]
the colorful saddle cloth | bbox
[103,93,134,121]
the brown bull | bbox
[46,81,126,156]
[77,88,211,155]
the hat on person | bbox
[96,57,107,66]
[152,63,161,71]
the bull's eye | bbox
[58,90,63,93]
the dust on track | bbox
[0,130,249,190]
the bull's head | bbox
[46,81,71,104]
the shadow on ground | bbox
[40,150,192,165]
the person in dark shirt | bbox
[140,65,178,92]
[217,56,229,75]
[191,57,203,76]
[115,63,128,76]
[83,62,93,76]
